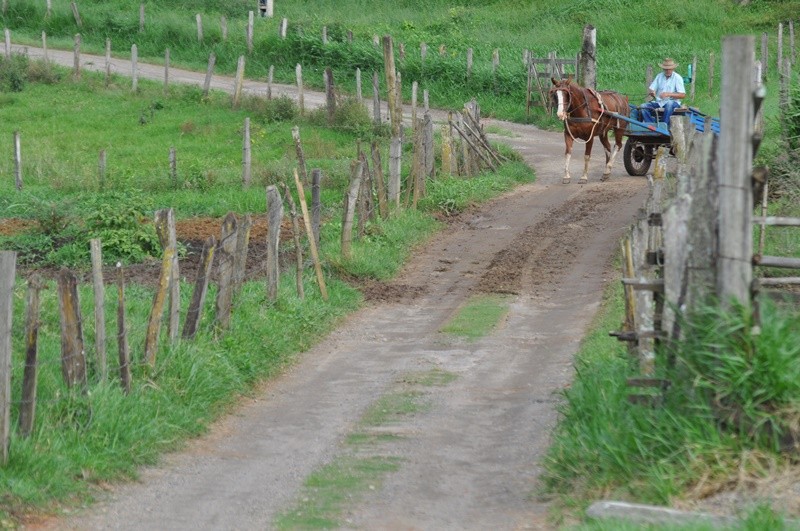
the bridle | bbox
[551,83,605,144]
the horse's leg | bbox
[600,129,614,181]
[580,137,593,183]
[563,133,573,184]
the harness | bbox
[554,86,624,145]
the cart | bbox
[609,105,720,176]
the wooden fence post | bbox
[154,209,180,344]
[778,22,783,76]
[57,269,87,389]
[164,48,170,93]
[578,24,596,89]
[371,142,389,220]
[232,214,252,297]
[708,52,714,97]
[90,239,107,380]
[341,161,363,260]
[296,63,304,114]
[169,147,177,188]
[266,0,273,18]
[322,26,328,45]
[42,31,48,63]
[215,214,237,330]
[196,14,203,42]
[266,186,283,301]
[131,44,138,92]
[247,11,254,53]
[280,182,305,299]
[144,247,174,365]
[382,36,400,137]
[182,237,216,340]
[311,168,322,249]
[104,38,111,87]
[220,15,228,41]
[13,130,22,191]
[267,65,274,99]
[717,36,755,307]
[233,55,245,108]
[73,33,81,79]
[372,71,381,127]
[19,274,43,438]
[411,81,418,126]
[70,1,82,27]
[203,53,216,98]
[46,0,51,18]
[389,136,402,206]
[293,169,328,301]
[356,67,362,102]
[466,48,473,78]
[292,126,309,184]
[280,18,287,39]
[0,251,15,464]
[761,32,768,81]
[139,3,145,32]
[116,263,131,394]
[242,117,251,187]
[325,67,336,125]
[4,28,10,59]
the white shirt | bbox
[649,72,685,105]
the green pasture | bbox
[1,0,797,123]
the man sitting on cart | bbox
[641,57,686,128]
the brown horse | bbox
[549,78,629,184]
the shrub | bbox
[0,54,28,92]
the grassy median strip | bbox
[441,294,512,341]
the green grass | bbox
[274,456,402,530]
[441,293,511,341]
[543,275,800,527]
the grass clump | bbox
[543,282,800,525]
[441,294,511,341]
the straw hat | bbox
[659,58,678,69]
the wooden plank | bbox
[627,378,670,389]
[266,186,283,301]
[621,278,665,292]
[0,252,15,464]
[294,169,328,301]
[753,255,800,269]
[752,216,800,227]
[90,239,107,380]
[19,274,43,438]
[182,237,216,340]
[57,269,87,389]
[754,277,800,287]
[311,169,322,249]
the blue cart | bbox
[610,105,720,176]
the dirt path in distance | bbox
[15,44,651,530]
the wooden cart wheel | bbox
[623,138,653,176]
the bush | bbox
[241,94,298,123]
[0,54,29,92]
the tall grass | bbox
[544,282,800,521]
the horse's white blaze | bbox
[556,90,566,120]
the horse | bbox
[549,78,629,184]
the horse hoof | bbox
[562,177,571,185]
[600,173,611,182]
[579,176,588,184]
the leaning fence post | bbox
[578,24,596,89]
[143,247,174,366]
[183,237,216,340]
[203,53,216,98]
[19,274,43,438]
[280,183,305,299]
[0,251,16,464]
[70,1,82,27]
[311,168,322,249]
[57,269,87,389]
[717,36,755,307]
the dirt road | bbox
[16,44,650,530]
